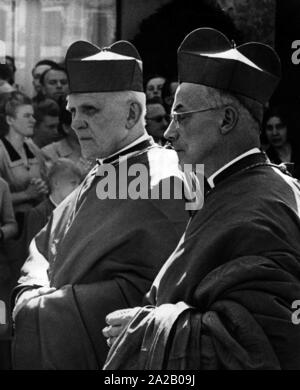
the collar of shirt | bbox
[207,147,261,189]
[49,195,58,208]
[96,134,151,165]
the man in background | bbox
[33,98,62,148]
[145,97,169,145]
[40,64,69,104]
[31,60,57,102]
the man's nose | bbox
[164,120,177,141]
[71,114,86,131]
[56,81,62,89]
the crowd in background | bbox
[0,56,298,260]
[0,53,299,368]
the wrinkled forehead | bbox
[173,82,209,110]
[66,92,107,108]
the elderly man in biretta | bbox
[11,39,188,369]
[103,28,300,370]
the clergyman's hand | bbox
[102,307,141,348]
[12,286,56,322]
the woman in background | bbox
[145,74,166,100]
[0,92,48,231]
[263,105,300,178]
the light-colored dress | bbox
[0,137,46,213]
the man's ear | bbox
[6,115,13,127]
[220,106,238,135]
[126,101,142,129]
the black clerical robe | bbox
[12,139,189,369]
[104,153,300,370]
[24,197,56,251]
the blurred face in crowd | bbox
[170,82,179,95]
[164,81,179,110]
[42,69,69,101]
[32,64,51,93]
[146,102,168,141]
[35,115,60,146]
[265,116,288,148]
[67,92,128,159]
[146,77,166,100]
[63,123,79,142]
[6,57,15,78]
[164,83,221,166]
[7,104,36,138]
[53,171,81,201]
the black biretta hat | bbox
[65,40,143,93]
[178,28,281,104]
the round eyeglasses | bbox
[170,107,221,128]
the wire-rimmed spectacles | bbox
[170,107,221,128]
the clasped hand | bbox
[27,178,48,199]
[102,307,140,348]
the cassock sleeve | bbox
[104,254,300,370]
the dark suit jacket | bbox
[25,197,55,251]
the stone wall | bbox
[217,0,276,45]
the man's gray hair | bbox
[205,86,264,132]
[109,90,146,127]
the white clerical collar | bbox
[97,134,150,165]
[207,147,261,188]
[49,195,58,208]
